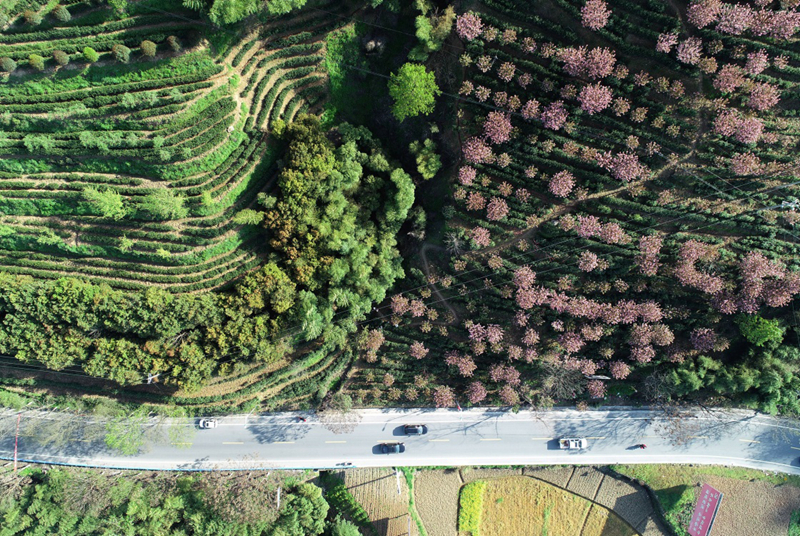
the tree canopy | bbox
[388,63,441,121]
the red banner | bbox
[688,484,723,536]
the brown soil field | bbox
[478,476,637,536]
[341,467,416,536]
[415,469,463,536]
[614,464,800,536]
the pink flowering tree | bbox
[578,83,612,114]
[540,101,568,130]
[745,49,769,75]
[409,341,429,360]
[636,235,663,276]
[471,226,491,248]
[687,0,722,28]
[748,82,780,111]
[466,381,487,404]
[578,251,600,272]
[549,170,575,198]
[609,361,631,380]
[458,166,476,186]
[463,136,493,164]
[713,64,745,93]
[676,37,703,65]
[513,266,537,289]
[610,152,648,182]
[730,152,761,175]
[656,32,678,53]
[486,197,509,221]
[735,117,763,145]
[716,4,754,35]
[690,328,717,352]
[521,99,540,121]
[456,12,483,41]
[433,385,456,407]
[483,112,513,144]
[581,0,611,30]
[584,47,616,79]
[586,379,606,398]
[497,61,516,82]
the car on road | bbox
[379,442,404,454]
[199,418,218,429]
[403,424,427,436]
[559,437,587,449]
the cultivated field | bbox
[415,469,464,536]
[476,476,636,536]
[614,464,800,536]
[339,467,417,536]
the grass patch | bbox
[400,467,428,536]
[319,471,378,536]
[322,22,367,127]
[612,464,800,536]
[790,509,800,536]
[458,480,486,535]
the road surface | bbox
[1,407,799,473]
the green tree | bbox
[1,57,17,72]
[28,54,46,71]
[23,134,56,153]
[112,44,131,63]
[267,0,307,15]
[736,314,785,347]
[330,518,361,536]
[273,483,329,535]
[23,9,43,25]
[140,40,157,58]
[52,50,69,66]
[409,138,442,180]
[83,186,127,220]
[53,5,71,22]
[139,188,188,220]
[104,410,149,455]
[232,209,265,225]
[83,46,100,63]
[387,63,440,121]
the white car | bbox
[559,437,588,449]
[199,418,218,429]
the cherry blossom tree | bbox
[609,361,631,380]
[456,12,483,41]
[745,49,769,75]
[713,64,745,93]
[579,251,600,272]
[587,379,606,398]
[676,37,703,65]
[610,152,648,182]
[409,341,429,359]
[581,0,611,30]
[558,46,587,77]
[391,295,410,315]
[466,192,486,211]
[584,47,616,79]
[486,197,509,221]
[483,112,513,144]
[716,4,754,35]
[513,267,537,293]
[471,226,491,247]
[735,117,763,144]
[748,82,780,111]
[690,328,717,352]
[463,136,493,164]
[600,222,629,244]
[458,166,476,186]
[656,32,679,53]
[521,99,540,120]
[576,215,602,238]
[433,385,456,407]
[687,0,722,28]
[549,170,575,197]
[466,381,487,404]
[730,152,761,175]
[578,83,613,114]
[497,61,516,82]
[540,101,568,130]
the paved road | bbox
[1,407,800,473]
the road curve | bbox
[1,407,799,474]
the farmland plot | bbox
[342,467,416,536]
[415,469,463,536]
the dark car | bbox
[380,442,404,454]
[403,424,427,436]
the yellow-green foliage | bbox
[458,480,487,535]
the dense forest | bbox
[0,0,799,416]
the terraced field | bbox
[0,0,349,293]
